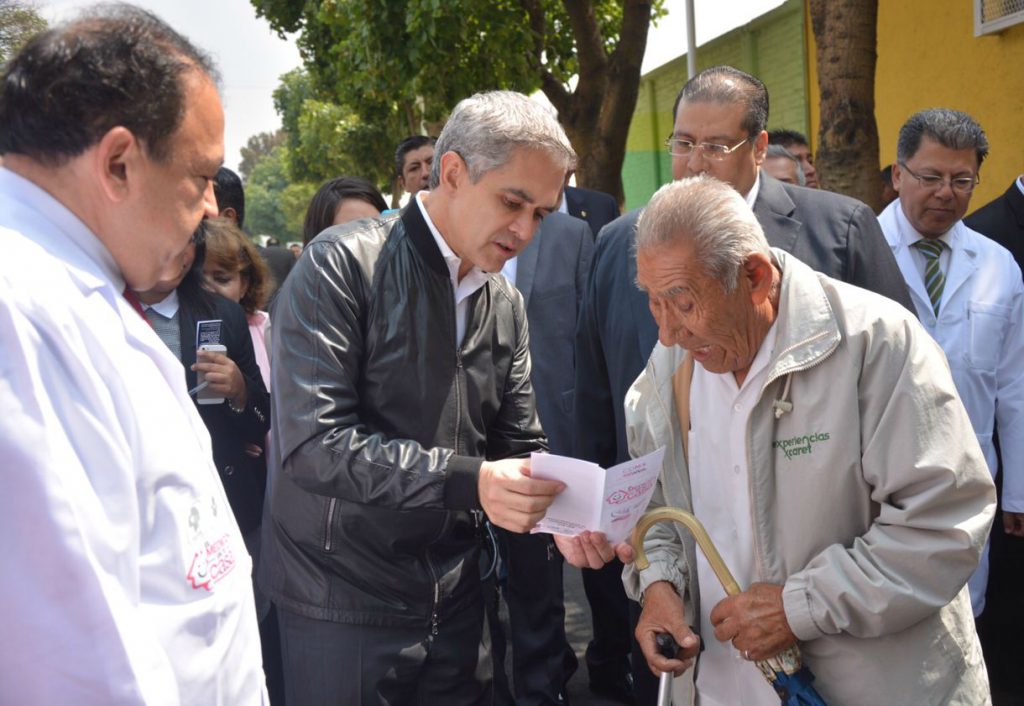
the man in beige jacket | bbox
[558,175,994,704]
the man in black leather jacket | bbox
[260,91,577,706]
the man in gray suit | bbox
[571,64,913,705]
[494,211,593,705]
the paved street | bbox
[562,564,625,706]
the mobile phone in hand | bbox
[196,343,227,405]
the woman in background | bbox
[203,218,273,390]
[302,176,388,245]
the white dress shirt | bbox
[889,202,954,284]
[416,192,491,346]
[688,322,779,706]
[0,167,267,704]
[744,173,761,209]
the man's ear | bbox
[890,162,903,194]
[437,150,467,192]
[94,126,141,203]
[219,206,238,224]
[744,252,774,304]
[752,130,769,166]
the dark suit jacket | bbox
[515,212,594,455]
[565,185,620,241]
[965,179,1024,274]
[573,173,914,468]
[178,292,271,534]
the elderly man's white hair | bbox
[428,90,576,189]
[636,175,771,292]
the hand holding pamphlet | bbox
[529,447,666,544]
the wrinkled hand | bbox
[1005,511,1024,537]
[554,531,634,569]
[636,581,700,677]
[710,583,796,662]
[193,350,247,409]
[478,458,564,533]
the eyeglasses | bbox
[665,136,752,161]
[898,162,979,194]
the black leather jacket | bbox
[259,203,546,628]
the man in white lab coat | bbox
[879,108,1024,617]
[0,6,267,704]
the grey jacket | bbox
[259,204,546,627]
[624,249,994,705]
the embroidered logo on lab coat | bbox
[185,496,238,590]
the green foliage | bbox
[250,0,664,200]
[245,144,312,242]
[238,130,286,182]
[251,0,657,137]
[0,2,47,65]
[272,67,397,194]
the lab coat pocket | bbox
[967,301,1011,372]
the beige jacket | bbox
[623,250,995,705]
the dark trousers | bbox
[493,529,576,705]
[581,560,658,705]
[278,602,494,706]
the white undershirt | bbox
[143,288,180,318]
[744,174,761,209]
[416,192,491,346]
[500,256,518,286]
[688,321,779,706]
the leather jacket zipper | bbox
[425,545,441,636]
[454,351,464,454]
[430,581,440,636]
[323,497,337,552]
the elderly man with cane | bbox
[558,175,995,705]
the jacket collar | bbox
[640,248,840,397]
[766,249,841,386]
[751,172,801,254]
[879,200,980,313]
[400,197,449,277]
[1006,178,1024,228]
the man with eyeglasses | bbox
[879,109,1024,620]
[572,64,913,705]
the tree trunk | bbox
[527,0,653,207]
[809,0,881,212]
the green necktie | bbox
[912,239,946,316]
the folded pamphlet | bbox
[530,447,666,544]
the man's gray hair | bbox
[429,90,576,189]
[636,175,771,292]
[765,144,805,186]
[896,108,989,166]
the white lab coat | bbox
[0,168,267,705]
[880,200,1024,615]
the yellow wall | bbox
[808,0,1024,209]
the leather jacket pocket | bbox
[321,496,338,553]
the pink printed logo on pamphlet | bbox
[605,478,656,505]
[187,532,237,591]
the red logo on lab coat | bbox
[187,532,237,591]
